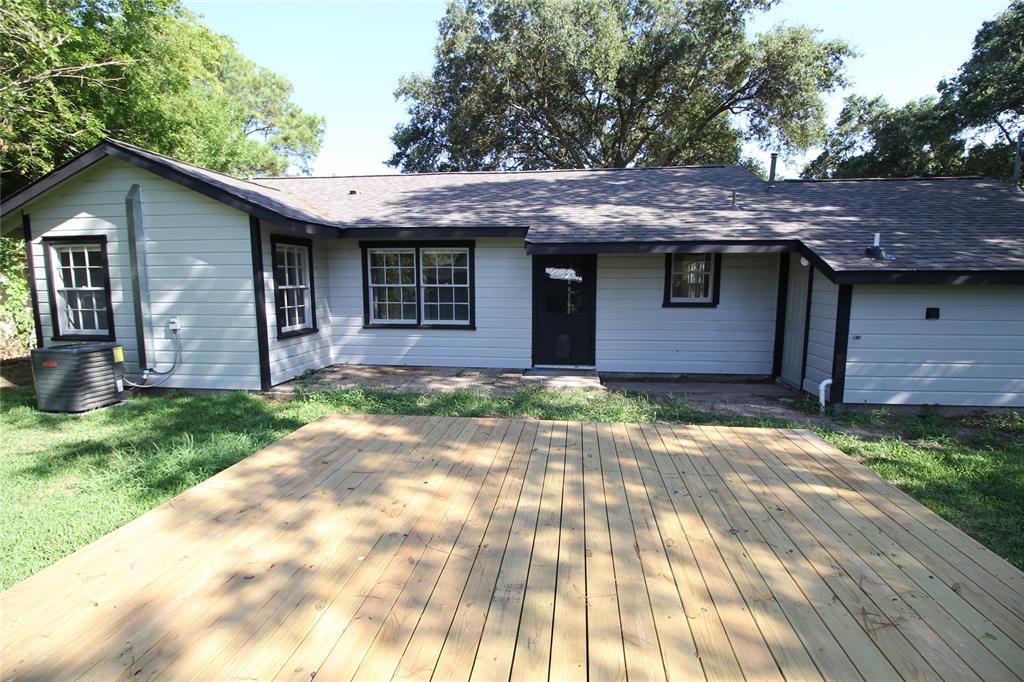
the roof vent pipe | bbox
[767,153,778,192]
[730,190,738,209]
[865,232,895,261]
[1013,130,1022,191]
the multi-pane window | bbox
[272,237,317,336]
[421,248,470,324]
[367,248,417,323]
[46,240,113,337]
[364,243,474,328]
[665,253,720,306]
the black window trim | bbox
[359,240,476,330]
[270,234,319,340]
[662,252,722,308]
[42,235,116,341]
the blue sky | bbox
[186,0,1009,177]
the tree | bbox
[0,0,326,194]
[388,0,853,172]
[801,95,966,179]
[804,1,1022,186]
[0,0,327,358]
[939,0,1023,147]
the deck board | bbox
[2,414,1022,681]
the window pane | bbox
[89,266,106,289]
[670,254,714,301]
[544,267,583,314]
[53,244,109,335]
[419,249,469,325]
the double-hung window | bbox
[271,236,317,338]
[44,237,115,340]
[663,253,721,307]
[363,242,474,328]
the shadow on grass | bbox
[825,409,1024,569]
[3,388,309,505]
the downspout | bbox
[124,185,180,387]
[818,378,832,414]
[125,184,152,370]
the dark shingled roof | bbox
[4,139,1023,280]
[254,168,1024,274]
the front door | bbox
[532,255,596,366]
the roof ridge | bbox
[103,138,285,194]
[254,164,742,180]
[784,175,991,183]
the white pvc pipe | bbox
[819,378,832,414]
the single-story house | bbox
[2,139,1022,407]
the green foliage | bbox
[804,2,1022,185]
[938,1,1023,144]
[0,237,34,358]
[0,0,326,194]
[825,408,1024,568]
[802,95,967,179]
[388,0,853,171]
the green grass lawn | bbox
[1,386,1021,589]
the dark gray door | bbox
[532,255,597,366]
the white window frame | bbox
[366,247,418,325]
[45,239,113,338]
[665,253,720,307]
[363,242,475,328]
[272,237,317,337]
[419,247,471,326]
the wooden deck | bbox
[2,415,1023,681]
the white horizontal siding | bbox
[802,269,838,395]
[261,223,333,385]
[844,285,1024,407]
[329,238,532,369]
[20,157,260,390]
[595,254,778,374]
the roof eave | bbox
[524,240,1024,285]
[1,140,343,239]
